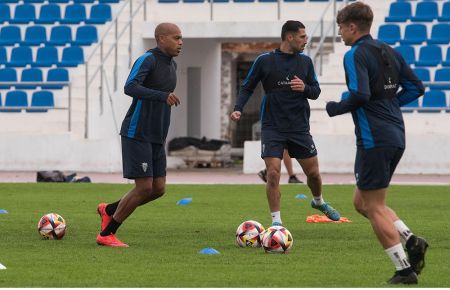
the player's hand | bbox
[230,111,241,122]
[167,93,181,107]
[290,75,305,92]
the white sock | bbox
[394,220,413,245]
[313,195,324,206]
[385,243,411,271]
[271,211,282,225]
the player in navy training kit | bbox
[326,2,428,284]
[96,23,183,247]
[230,20,341,227]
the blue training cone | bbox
[295,194,307,200]
[0,209,8,214]
[199,247,220,255]
[176,198,192,205]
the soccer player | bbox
[96,23,183,247]
[230,20,341,227]
[326,2,428,284]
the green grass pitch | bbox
[0,183,449,287]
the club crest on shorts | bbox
[141,162,148,172]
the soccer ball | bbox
[261,226,293,253]
[38,213,66,240]
[235,220,265,248]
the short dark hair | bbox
[281,20,305,41]
[336,2,373,32]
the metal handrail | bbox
[84,0,146,139]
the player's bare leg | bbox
[264,157,283,225]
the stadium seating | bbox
[431,68,450,90]
[73,0,95,3]
[0,68,17,89]
[394,45,416,65]
[35,4,61,24]
[72,25,98,46]
[442,47,450,67]
[378,24,401,45]
[60,4,86,24]
[6,46,33,67]
[415,45,442,67]
[86,4,112,24]
[0,47,6,65]
[44,68,69,90]
[438,1,450,22]
[48,26,73,46]
[58,46,84,67]
[20,68,44,89]
[401,24,427,45]
[0,4,11,23]
[420,90,447,112]
[3,90,28,112]
[33,46,59,67]
[0,26,21,46]
[402,98,419,112]
[22,25,47,46]
[10,4,36,24]
[413,68,431,83]
[385,2,412,22]
[411,1,438,22]
[428,23,450,44]
[27,91,54,113]
[48,0,70,3]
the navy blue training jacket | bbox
[120,47,177,144]
[234,49,321,133]
[326,35,424,149]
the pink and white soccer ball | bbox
[261,225,293,253]
[37,213,66,240]
[235,220,265,248]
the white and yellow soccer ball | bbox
[261,225,293,253]
[38,213,66,240]
[235,220,265,248]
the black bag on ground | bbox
[36,171,91,183]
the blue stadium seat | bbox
[413,68,431,83]
[258,0,277,2]
[442,47,450,67]
[48,0,70,2]
[48,26,72,46]
[86,4,112,24]
[0,68,17,89]
[183,0,204,2]
[35,4,61,24]
[9,4,36,24]
[431,68,450,90]
[400,24,427,45]
[61,4,86,24]
[72,25,98,46]
[3,90,27,112]
[415,45,442,67]
[23,25,47,46]
[233,0,254,2]
[33,46,59,67]
[23,0,45,3]
[45,68,69,89]
[394,45,416,65]
[378,24,401,45]
[385,2,411,22]
[401,98,419,112]
[1,0,19,3]
[19,68,43,89]
[420,90,447,112]
[0,46,6,65]
[73,0,95,2]
[438,1,450,22]
[158,0,179,2]
[27,91,54,113]
[58,46,84,67]
[5,46,33,67]
[411,1,438,22]
[0,26,21,46]
[428,23,450,44]
[99,0,120,2]
[0,4,11,23]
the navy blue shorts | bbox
[355,146,404,190]
[260,129,317,159]
[121,136,167,179]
